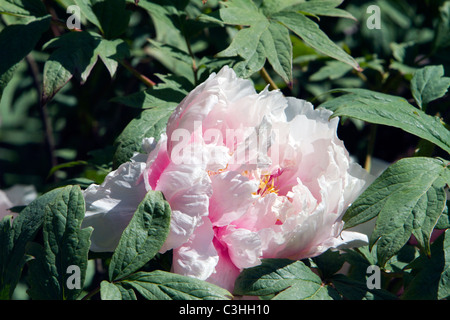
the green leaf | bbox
[115,270,231,300]
[47,160,89,179]
[108,190,171,281]
[218,0,266,25]
[410,185,447,257]
[330,274,397,300]
[112,105,175,168]
[320,88,450,154]
[112,88,186,111]
[0,0,47,17]
[410,65,450,109]
[26,185,93,300]
[436,204,450,230]
[0,15,50,98]
[287,0,356,20]
[0,186,66,299]
[342,157,449,266]
[209,0,359,80]
[433,1,450,51]
[0,216,15,299]
[214,0,295,82]
[42,31,101,103]
[220,20,293,82]
[260,21,293,84]
[234,259,336,300]
[217,21,268,78]
[402,229,450,300]
[74,0,130,39]
[148,39,193,68]
[312,249,345,279]
[309,60,353,81]
[273,11,361,71]
[115,284,137,300]
[42,32,129,103]
[96,38,130,78]
[438,229,450,300]
[100,280,122,300]
[134,0,186,48]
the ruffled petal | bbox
[208,171,258,227]
[0,190,14,221]
[82,160,148,252]
[217,225,262,269]
[155,158,212,252]
[326,230,370,251]
[172,217,219,280]
[205,237,241,293]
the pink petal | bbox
[172,217,219,280]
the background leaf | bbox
[287,0,356,20]
[410,65,450,109]
[74,0,130,39]
[42,31,130,104]
[0,0,47,17]
[42,31,101,103]
[0,15,50,98]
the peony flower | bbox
[0,185,38,221]
[82,66,373,292]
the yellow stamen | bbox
[207,164,229,176]
[253,172,280,197]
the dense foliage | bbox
[0,0,449,301]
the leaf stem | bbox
[120,60,156,87]
[43,0,62,36]
[50,18,82,32]
[260,67,279,90]
[182,28,198,85]
[25,54,58,174]
[81,286,101,300]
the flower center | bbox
[207,164,229,177]
[253,169,283,197]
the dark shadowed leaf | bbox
[0,15,50,97]
[234,259,337,300]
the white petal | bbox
[156,160,212,251]
[0,185,37,221]
[219,226,262,269]
[0,190,14,221]
[4,185,37,206]
[82,160,147,252]
[328,230,369,250]
[208,171,258,227]
[172,217,219,280]
[205,239,241,293]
